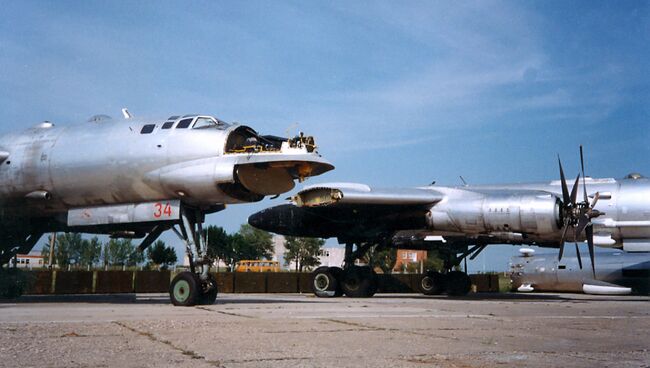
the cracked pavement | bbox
[0,293,648,367]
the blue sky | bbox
[1,1,648,271]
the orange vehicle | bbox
[234,260,281,272]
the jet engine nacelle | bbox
[428,193,562,237]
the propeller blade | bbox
[570,174,580,206]
[558,156,571,205]
[580,145,589,206]
[576,214,590,236]
[586,224,595,276]
[575,242,583,269]
[558,223,569,261]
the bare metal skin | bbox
[249,158,650,298]
[0,112,333,305]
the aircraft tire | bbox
[198,273,218,305]
[169,271,200,306]
[312,266,339,297]
[329,266,345,297]
[420,271,446,295]
[446,271,471,296]
[341,265,378,298]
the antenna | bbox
[459,176,468,186]
[121,108,132,119]
[285,122,299,139]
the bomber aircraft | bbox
[0,109,333,306]
[249,148,650,298]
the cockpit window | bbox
[176,118,193,129]
[161,121,174,129]
[193,117,218,129]
[140,124,155,134]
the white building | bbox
[13,252,46,269]
[272,234,346,271]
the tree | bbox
[366,245,397,274]
[103,239,143,267]
[147,240,178,270]
[40,233,83,268]
[41,234,103,269]
[204,224,275,270]
[206,225,231,262]
[238,224,274,260]
[283,236,324,272]
[79,237,102,268]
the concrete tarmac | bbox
[0,293,648,368]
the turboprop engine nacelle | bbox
[428,192,562,237]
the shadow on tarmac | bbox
[2,292,647,305]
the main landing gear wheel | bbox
[198,274,218,305]
[340,265,378,298]
[312,266,339,297]
[420,271,446,295]
[170,271,199,306]
[446,271,472,296]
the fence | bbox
[18,271,500,295]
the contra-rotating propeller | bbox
[557,145,604,276]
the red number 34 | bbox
[153,202,173,218]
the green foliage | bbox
[405,262,419,273]
[238,224,274,260]
[206,224,275,269]
[0,268,32,299]
[283,236,324,272]
[147,240,178,270]
[423,249,445,273]
[103,239,143,267]
[40,233,102,268]
[366,245,397,274]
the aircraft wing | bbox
[291,182,443,207]
[249,183,443,242]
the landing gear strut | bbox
[169,206,218,306]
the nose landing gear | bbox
[169,206,219,306]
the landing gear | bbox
[168,206,220,306]
[312,266,340,297]
[419,271,446,295]
[312,242,379,298]
[170,272,199,306]
[198,273,218,305]
[340,265,378,297]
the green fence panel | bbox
[23,271,53,295]
[135,271,170,293]
[96,271,134,293]
[54,271,93,294]
[298,272,314,293]
[378,274,414,293]
[214,272,234,293]
[267,272,299,293]
[234,273,267,293]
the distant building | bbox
[394,249,427,273]
[273,234,343,271]
[318,248,345,268]
[12,252,46,269]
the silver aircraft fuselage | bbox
[250,174,650,251]
[432,175,650,250]
[0,113,333,263]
